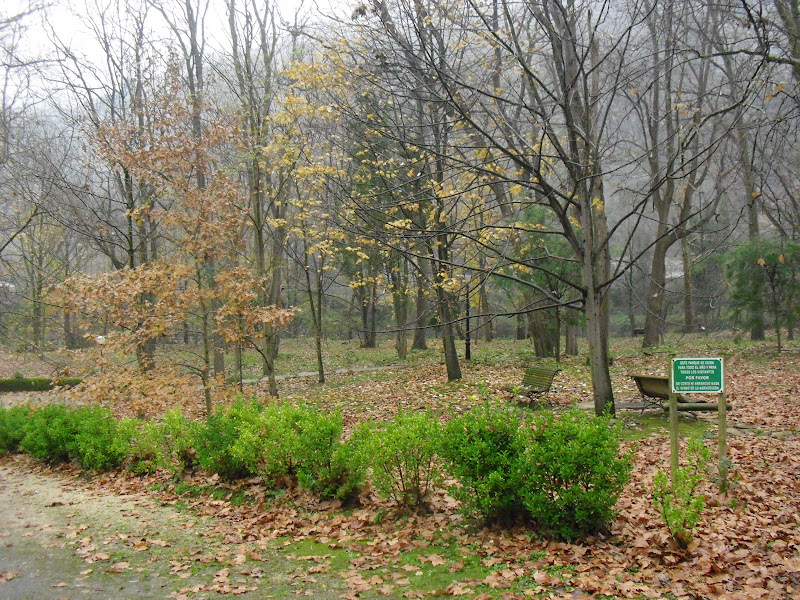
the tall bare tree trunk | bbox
[565,321,579,356]
[411,270,428,350]
[682,236,694,332]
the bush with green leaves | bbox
[726,239,800,352]
[0,405,33,454]
[439,402,526,523]
[291,409,364,502]
[72,406,126,471]
[519,409,632,540]
[228,402,303,485]
[20,404,82,464]
[0,377,82,393]
[18,405,123,470]
[113,417,165,475]
[160,408,201,474]
[196,398,264,480]
[652,437,711,548]
[354,411,442,511]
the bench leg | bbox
[639,394,663,414]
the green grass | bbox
[618,411,713,441]
[217,337,538,381]
[271,529,579,599]
[273,538,356,572]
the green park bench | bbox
[629,374,731,414]
[511,365,561,408]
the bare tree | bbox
[0,2,47,260]
[222,0,299,395]
[633,1,729,346]
[45,0,169,369]
[327,0,763,413]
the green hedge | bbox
[0,377,83,392]
[0,400,633,539]
[439,402,526,523]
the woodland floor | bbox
[0,334,799,599]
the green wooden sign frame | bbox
[671,357,724,394]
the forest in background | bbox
[1,0,799,414]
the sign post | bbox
[670,357,728,493]
[668,361,679,488]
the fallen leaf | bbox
[106,562,129,573]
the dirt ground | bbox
[0,455,352,600]
[0,459,199,599]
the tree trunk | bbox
[643,236,669,347]
[565,322,579,356]
[63,309,75,349]
[478,277,493,342]
[394,299,408,360]
[360,280,378,348]
[32,278,44,350]
[235,344,243,392]
[262,225,286,397]
[627,251,637,336]
[304,247,325,384]
[213,342,225,378]
[263,328,279,397]
[439,294,462,381]
[201,303,213,417]
[682,235,694,333]
[516,313,526,340]
[737,107,765,341]
[391,258,409,359]
[411,272,428,350]
[432,239,461,380]
[585,284,614,416]
[578,175,614,415]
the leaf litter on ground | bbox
[1,336,799,598]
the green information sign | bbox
[671,357,724,394]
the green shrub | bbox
[229,403,303,486]
[224,403,364,498]
[196,399,264,480]
[72,406,125,471]
[0,405,33,454]
[160,409,201,475]
[20,404,81,464]
[519,409,632,540]
[291,409,364,501]
[439,402,526,523]
[114,418,164,474]
[354,411,442,511]
[19,405,123,470]
[652,437,710,548]
[0,377,82,392]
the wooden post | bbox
[669,358,679,488]
[718,388,728,493]
[465,282,471,361]
[669,393,679,488]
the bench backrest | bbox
[522,366,560,392]
[630,375,671,399]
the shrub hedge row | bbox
[0,377,83,392]
[0,400,632,540]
